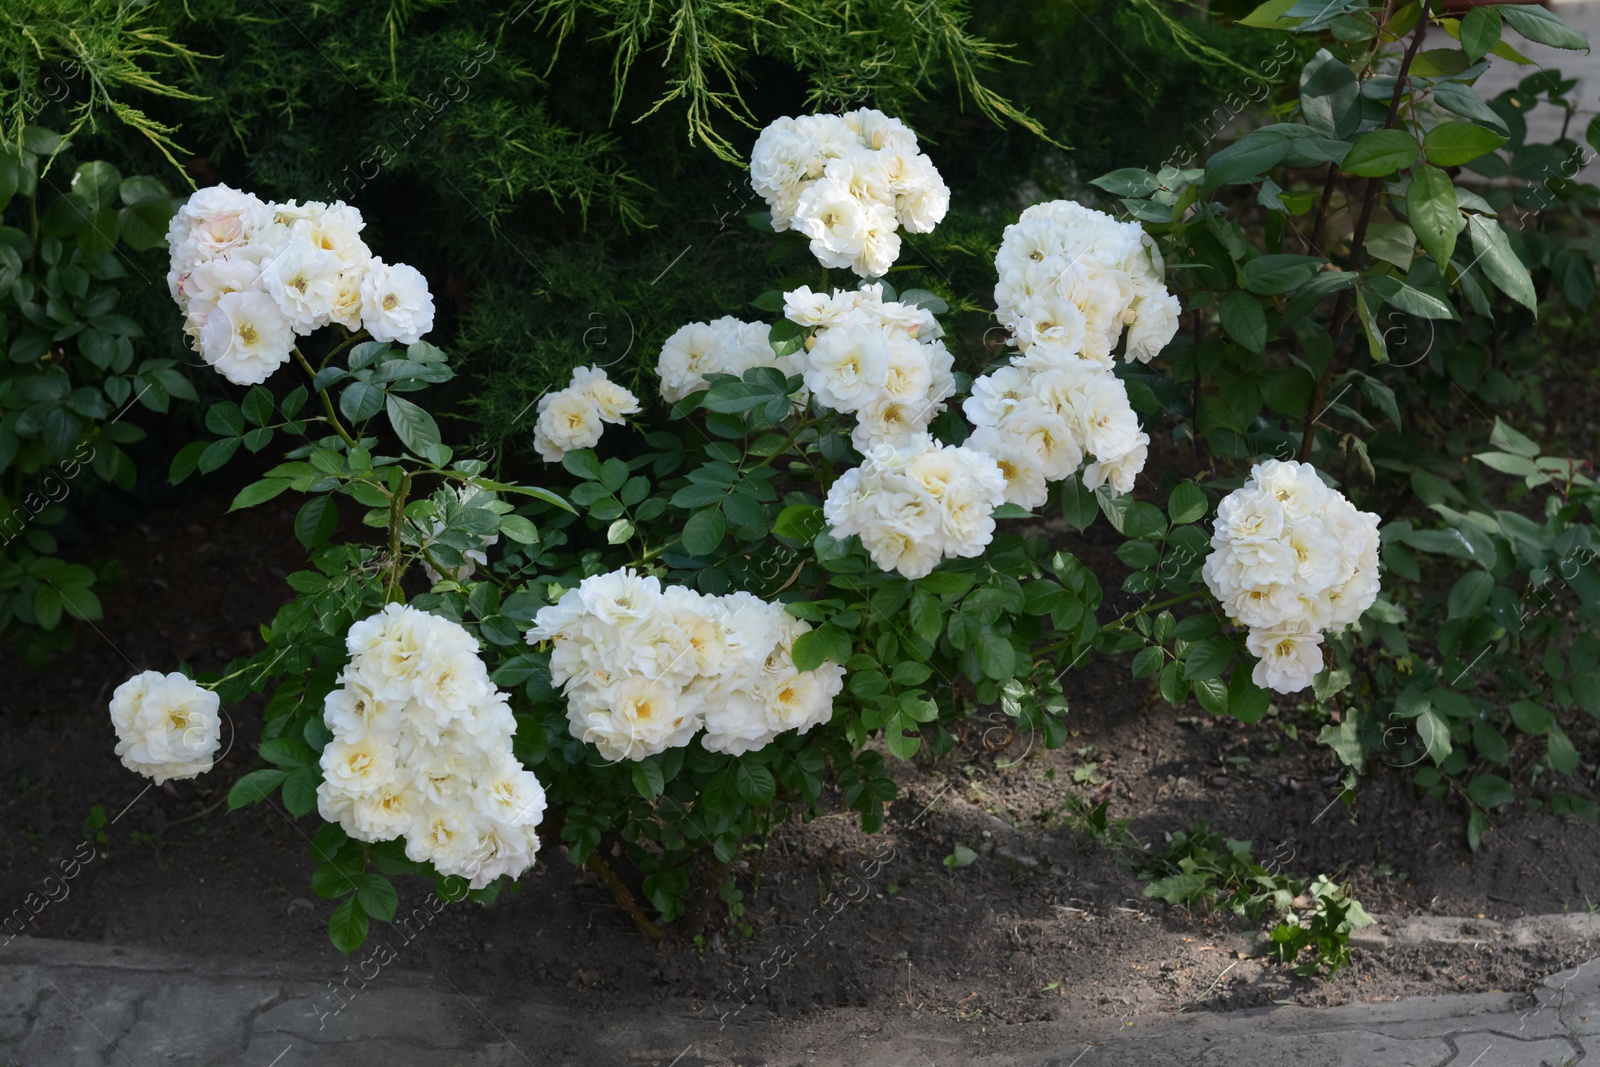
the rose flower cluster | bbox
[527,570,844,760]
[533,365,641,462]
[1202,461,1382,694]
[782,283,956,453]
[167,186,434,385]
[962,201,1180,504]
[317,604,547,889]
[824,435,1008,581]
[750,109,950,278]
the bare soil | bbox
[1,478,1596,1051]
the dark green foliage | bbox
[2,1,1276,462]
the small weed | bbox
[1136,821,1373,978]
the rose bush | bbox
[100,0,1597,954]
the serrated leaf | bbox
[230,478,290,512]
[1167,482,1208,525]
[227,769,288,810]
[1344,129,1417,177]
[295,495,338,548]
[1220,290,1268,353]
[385,394,440,457]
[1424,121,1506,167]
[1502,6,1589,50]
[1466,214,1537,313]
[328,898,370,955]
[357,875,399,922]
[1407,166,1460,270]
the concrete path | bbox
[1,936,1596,1067]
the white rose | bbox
[1247,624,1325,694]
[199,290,295,386]
[1082,432,1148,495]
[1004,398,1085,481]
[580,676,700,761]
[856,203,902,278]
[532,388,603,462]
[108,671,222,785]
[168,184,273,264]
[805,323,890,412]
[794,176,870,269]
[360,258,435,344]
[1125,288,1180,363]
[320,734,395,799]
[966,426,1049,511]
[570,365,640,423]
[261,236,343,333]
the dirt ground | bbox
[1,476,1597,1051]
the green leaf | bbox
[1467,773,1514,810]
[1406,166,1460,270]
[1547,727,1579,776]
[356,875,399,922]
[1192,675,1229,716]
[681,507,726,556]
[631,760,664,800]
[1501,6,1589,50]
[793,623,852,671]
[1060,477,1098,531]
[1167,482,1208,525]
[1418,708,1453,764]
[1433,82,1509,135]
[773,504,825,542]
[1466,215,1537,313]
[1184,638,1234,682]
[1459,6,1503,63]
[1344,129,1417,177]
[118,198,175,251]
[561,449,602,481]
[1228,667,1271,725]
[167,441,209,486]
[1132,646,1164,680]
[226,769,288,811]
[1299,49,1360,138]
[295,496,338,548]
[499,514,538,544]
[1446,570,1493,620]
[385,394,441,457]
[1473,451,1539,477]
[1242,255,1324,296]
[1220,290,1268,353]
[328,898,370,955]
[1089,168,1159,197]
[735,762,776,805]
[1509,700,1554,736]
[1239,0,1297,29]
[70,161,122,209]
[1203,137,1288,190]
[1424,121,1506,167]
[340,381,385,423]
[229,478,290,512]
[1367,275,1456,320]
[975,628,1015,681]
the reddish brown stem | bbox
[1299,0,1434,462]
[585,851,665,942]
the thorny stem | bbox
[319,328,371,370]
[1299,0,1433,463]
[585,851,665,942]
[385,472,412,602]
[1035,588,1210,660]
[293,346,358,448]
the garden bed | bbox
[1,481,1593,1040]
